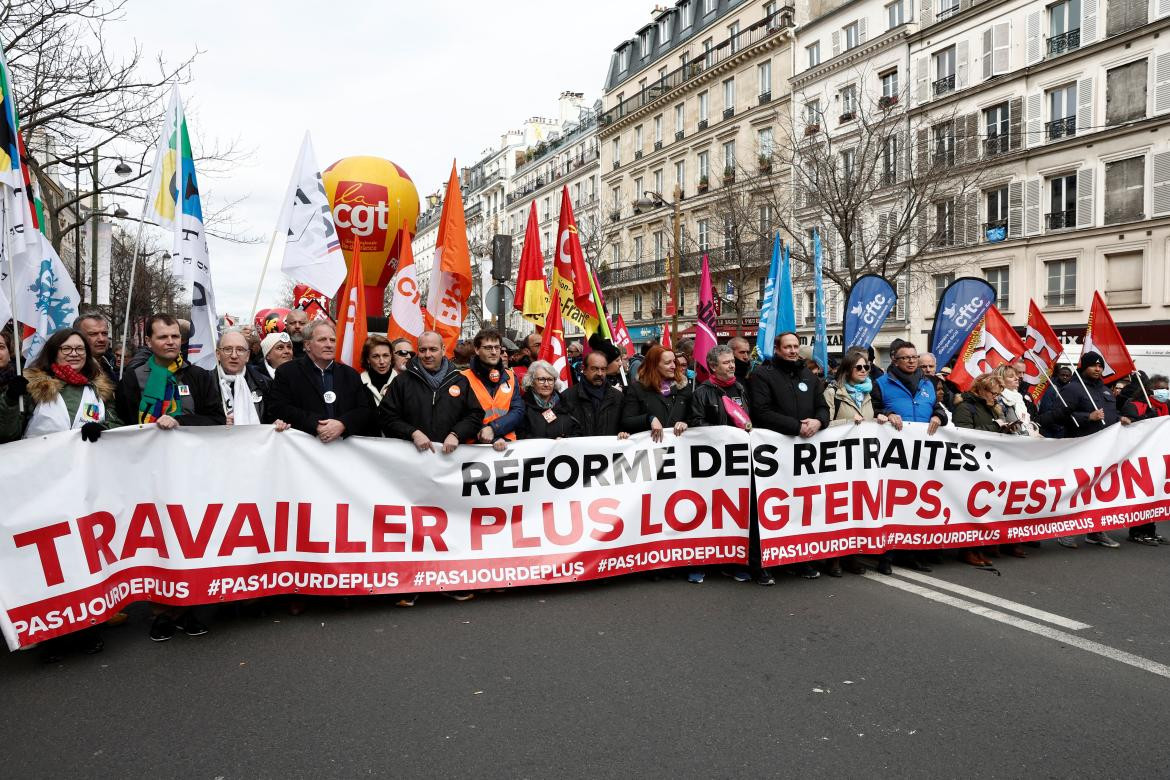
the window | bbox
[843,21,860,50]
[984,267,1010,307]
[804,290,816,324]
[634,292,643,316]
[1104,251,1143,305]
[882,135,898,183]
[698,91,709,122]
[654,115,663,145]
[703,37,714,65]
[572,182,581,205]
[934,46,956,95]
[722,140,736,175]
[938,0,960,20]
[634,235,644,263]
[543,196,551,221]
[807,42,821,68]
[611,186,621,209]
[1048,173,1077,229]
[1107,0,1148,37]
[758,61,772,97]
[887,0,904,28]
[697,219,710,250]
[698,150,710,181]
[723,78,735,116]
[933,122,955,166]
[984,102,1009,155]
[1048,0,1081,55]
[840,84,858,120]
[680,0,693,28]
[841,148,856,178]
[758,127,775,158]
[612,244,620,268]
[934,273,955,304]
[1047,84,1076,139]
[612,138,621,165]
[985,187,1009,239]
[1104,156,1145,224]
[640,31,651,58]
[675,103,685,138]
[1105,60,1148,125]
[659,15,672,43]
[703,0,716,14]
[634,125,644,153]
[759,204,774,234]
[654,168,664,195]
[675,160,686,190]
[806,98,821,126]
[728,21,741,53]
[935,199,955,246]
[619,47,630,71]
[1045,259,1076,307]
[654,231,666,264]
[880,70,899,100]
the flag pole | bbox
[1134,370,1153,407]
[117,212,149,380]
[1,194,24,411]
[248,230,278,324]
[1065,352,1105,426]
[1033,359,1079,429]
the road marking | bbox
[865,572,1170,681]
[888,568,1092,631]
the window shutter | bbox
[895,275,908,320]
[916,127,929,171]
[1081,0,1099,45]
[1154,53,1170,115]
[832,30,841,57]
[917,207,931,252]
[1008,181,1023,238]
[1077,78,1094,135]
[963,191,978,245]
[1158,0,1170,20]
[1152,152,1170,217]
[1009,97,1023,150]
[859,18,868,44]
[1076,167,1095,227]
[982,29,993,81]
[1025,92,1042,147]
[1025,177,1042,235]
[915,56,930,105]
[956,40,969,90]
[993,23,1010,75]
[920,0,934,27]
[966,113,980,161]
[1025,12,1042,65]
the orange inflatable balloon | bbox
[323,156,420,313]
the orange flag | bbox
[537,285,572,390]
[425,161,472,357]
[514,201,550,327]
[335,237,368,370]
[387,221,425,348]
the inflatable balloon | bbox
[255,307,291,334]
[323,156,420,314]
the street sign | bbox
[486,284,514,316]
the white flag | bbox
[143,86,218,368]
[276,132,345,296]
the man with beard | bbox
[728,336,753,382]
[461,328,524,448]
[284,308,309,357]
[511,331,542,384]
[748,331,829,581]
[561,338,628,437]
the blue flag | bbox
[812,229,828,374]
[843,274,897,350]
[929,276,997,368]
[776,239,795,335]
[755,234,781,359]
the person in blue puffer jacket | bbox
[873,339,949,433]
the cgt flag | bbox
[1023,300,1063,403]
[334,235,368,370]
[948,305,1027,392]
[386,222,425,349]
[537,285,572,391]
[929,277,996,369]
[426,162,472,357]
[1082,290,1136,383]
[613,315,636,358]
[513,202,550,328]
[552,187,598,333]
[843,274,897,350]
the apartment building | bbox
[598,0,796,344]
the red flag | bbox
[660,322,673,351]
[613,315,636,358]
[552,187,598,332]
[335,237,368,371]
[514,202,550,327]
[538,286,572,389]
[425,161,472,357]
[949,306,1027,392]
[1023,300,1063,403]
[1082,290,1136,384]
[694,254,717,383]
[293,284,331,321]
[387,221,425,348]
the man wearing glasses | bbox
[460,329,524,447]
[214,329,288,429]
[873,339,948,434]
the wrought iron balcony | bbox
[1046,209,1076,230]
[723,107,735,120]
[933,74,956,96]
[1046,116,1076,140]
[698,118,709,130]
[634,150,643,159]
[759,91,772,105]
[1047,29,1080,57]
[654,140,663,150]
[984,134,1009,156]
[675,130,684,141]
[878,95,900,109]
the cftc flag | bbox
[276,132,346,297]
[142,86,219,368]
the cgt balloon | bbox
[322,156,420,314]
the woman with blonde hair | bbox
[992,363,1039,437]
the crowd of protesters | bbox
[2,309,1166,662]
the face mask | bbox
[1153,389,1170,403]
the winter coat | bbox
[118,359,226,426]
[0,374,28,443]
[378,359,484,443]
[560,382,625,437]
[517,392,579,439]
[1061,373,1120,437]
[746,357,829,435]
[874,369,949,424]
[823,382,882,426]
[268,356,376,437]
[952,391,1007,433]
[25,368,122,435]
[689,379,750,427]
[620,381,692,433]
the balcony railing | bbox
[654,140,663,150]
[697,118,709,130]
[937,4,960,21]
[675,130,684,141]
[1046,116,1076,140]
[933,74,956,96]
[599,243,773,288]
[651,307,663,318]
[984,134,1009,156]
[878,95,900,109]
[1046,209,1076,230]
[632,310,644,320]
[723,107,735,120]
[1047,29,1080,56]
[839,111,855,123]
[599,8,794,127]
[759,91,772,105]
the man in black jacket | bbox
[213,329,287,429]
[267,320,376,442]
[561,344,627,437]
[379,330,484,453]
[118,314,226,428]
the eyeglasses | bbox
[533,376,556,383]
[394,350,415,358]
[219,347,249,355]
[479,344,502,352]
[854,364,870,371]
[59,345,87,355]
[895,355,919,362]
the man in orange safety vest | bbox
[461,328,525,448]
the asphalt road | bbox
[3,527,1170,779]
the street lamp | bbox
[113,204,129,219]
[633,185,683,344]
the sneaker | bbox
[1056,536,1078,549]
[1086,532,1120,548]
[443,591,475,602]
[395,594,418,607]
[686,571,706,584]
[176,612,208,637]
[793,563,820,580]
[727,568,752,583]
[1153,535,1169,546]
[1128,535,1160,546]
[755,569,776,586]
[149,615,176,642]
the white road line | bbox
[865,573,1170,681]
[888,568,1092,631]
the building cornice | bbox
[791,27,911,90]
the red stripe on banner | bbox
[4,536,749,648]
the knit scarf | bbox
[709,374,737,388]
[532,392,557,410]
[139,356,185,423]
[51,363,90,386]
[845,378,872,410]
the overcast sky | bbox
[107,0,653,317]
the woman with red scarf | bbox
[23,328,122,440]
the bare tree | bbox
[103,227,184,345]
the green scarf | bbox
[139,356,185,423]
